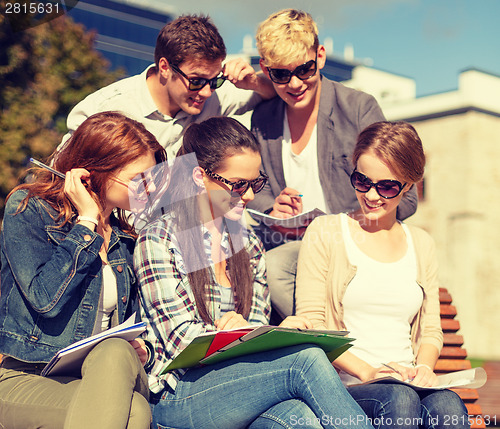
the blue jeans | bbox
[265,241,302,320]
[152,345,374,429]
[348,383,470,429]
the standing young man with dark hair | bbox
[59,15,275,159]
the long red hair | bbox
[10,111,167,236]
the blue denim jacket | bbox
[0,189,138,363]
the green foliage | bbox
[0,3,125,217]
[468,357,486,368]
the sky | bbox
[135,0,500,97]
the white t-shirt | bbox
[92,264,118,335]
[281,112,329,213]
[339,213,423,385]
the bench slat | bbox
[440,304,457,318]
[439,346,468,359]
[443,333,464,346]
[451,388,479,401]
[439,290,453,304]
[434,359,471,372]
[441,318,460,332]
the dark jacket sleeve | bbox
[2,191,104,318]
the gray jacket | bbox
[248,76,417,220]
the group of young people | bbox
[0,8,470,429]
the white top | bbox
[92,264,118,335]
[339,213,423,385]
[59,65,262,159]
[281,112,329,213]
[219,286,235,316]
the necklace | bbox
[97,223,112,263]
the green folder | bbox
[162,327,354,373]
[201,328,354,366]
[161,334,216,373]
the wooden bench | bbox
[438,288,485,428]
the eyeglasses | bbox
[266,55,318,84]
[350,170,406,199]
[170,63,226,91]
[204,169,268,197]
[111,164,169,198]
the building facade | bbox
[67,0,173,75]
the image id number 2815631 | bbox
[5,2,60,14]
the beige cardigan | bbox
[296,214,443,359]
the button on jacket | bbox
[0,189,138,363]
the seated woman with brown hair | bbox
[296,121,470,429]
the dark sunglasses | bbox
[350,170,406,199]
[170,63,226,91]
[204,169,268,197]
[266,55,318,84]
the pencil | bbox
[382,363,402,375]
[30,158,66,179]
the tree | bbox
[0,2,125,217]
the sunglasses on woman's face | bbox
[350,170,406,199]
[204,169,268,197]
[266,55,318,85]
[170,63,226,91]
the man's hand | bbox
[223,58,276,99]
[267,187,308,239]
[270,187,303,218]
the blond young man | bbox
[247,9,418,319]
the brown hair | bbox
[352,121,425,184]
[154,15,226,68]
[11,111,167,236]
[170,117,261,324]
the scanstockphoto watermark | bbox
[290,413,388,427]
[2,0,79,32]
[289,413,494,427]
[289,414,434,427]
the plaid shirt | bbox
[134,215,270,393]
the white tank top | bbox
[339,213,423,385]
[92,263,118,335]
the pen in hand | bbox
[30,158,65,179]
[381,363,410,382]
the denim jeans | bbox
[0,338,150,429]
[152,345,374,429]
[348,383,470,429]
[265,241,302,320]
